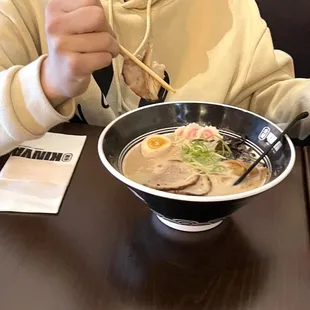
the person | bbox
[0,0,309,156]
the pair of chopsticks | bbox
[119,45,176,94]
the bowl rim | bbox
[98,101,296,202]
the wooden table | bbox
[0,124,310,310]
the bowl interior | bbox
[101,102,293,185]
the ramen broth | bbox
[122,124,269,196]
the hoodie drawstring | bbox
[107,0,153,114]
[133,0,152,56]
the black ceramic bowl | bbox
[98,102,295,232]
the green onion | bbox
[181,139,232,174]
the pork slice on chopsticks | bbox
[122,44,166,100]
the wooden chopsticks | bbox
[119,44,176,94]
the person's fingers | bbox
[47,6,112,35]
[55,32,120,57]
[65,52,113,77]
[48,0,100,13]
[43,0,118,101]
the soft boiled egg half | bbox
[141,135,172,158]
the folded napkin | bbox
[0,133,86,214]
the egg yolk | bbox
[147,137,167,149]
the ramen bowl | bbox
[98,102,295,232]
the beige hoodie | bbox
[0,0,310,156]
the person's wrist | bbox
[40,57,69,108]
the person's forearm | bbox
[40,57,72,108]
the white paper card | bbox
[0,133,86,214]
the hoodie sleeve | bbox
[231,0,310,140]
[0,1,75,156]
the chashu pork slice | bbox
[122,43,165,100]
[171,176,212,196]
[145,160,199,191]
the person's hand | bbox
[41,0,120,107]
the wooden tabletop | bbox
[0,123,310,310]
